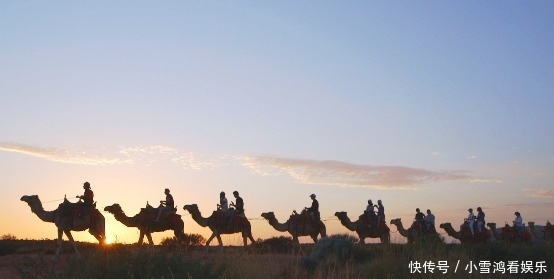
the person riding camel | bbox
[365,199,375,225]
[230,191,245,217]
[305,194,320,221]
[375,200,385,227]
[77,181,94,218]
[218,191,229,212]
[414,208,426,232]
[513,211,524,232]
[425,209,435,231]
[476,207,485,234]
[155,188,174,222]
[467,208,475,237]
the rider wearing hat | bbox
[78,182,94,205]
[77,181,94,218]
[306,194,320,221]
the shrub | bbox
[1,234,17,240]
[329,233,359,243]
[160,233,206,247]
[258,236,296,253]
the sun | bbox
[104,236,114,245]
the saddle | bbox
[58,198,100,226]
[360,214,384,228]
[289,211,323,229]
[139,203,179,223]
[502,224,526,237]
[213,210,249,229]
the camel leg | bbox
[206,233,217,246]
[311,235,318,243]
[146,233,154,246]
[53,227,64,260]
[216,234,223,246]
[65,230,80,256]
[248,234,256,245]
[138,231,145,245]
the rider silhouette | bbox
[155,188,174,222]
[77,182,94,218]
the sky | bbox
[1,1,553,245]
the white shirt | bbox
[220,197,228,211]
[514,216,523,227]
[468,212,475,223]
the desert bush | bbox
[1,234,17,240]
[160,233,206,247]
[329,233,359,243]
[257,236,296,253]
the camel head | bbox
[439,222,451,230]
[183,204,198,213]
[334,211,348,220]
[390,218,401,226]
[261,212,275,220]
[20,195,42,207]
[528,222,535,228]
[487,222,497,230]
[21,195,38,203]
[104,204,123,214]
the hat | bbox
[164,188,170,192]
[515,211,520,215]
[83,182,91,189]
[310,194,316,198]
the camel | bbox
[527,222,550,244]
[528,222,553,244]
[21,195,106,258]
[104,203,185,245]
[261,211,327,243]
[487,223,531,244]
[439,222,491,243]
[183,204,255,246]
[334,212,389,244]
[390,218,438,243]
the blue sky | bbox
[1,1,553,244]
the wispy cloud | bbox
[118,145,226,169]
[0,142,216,169]
[0,142,125,165]
[0,142,500,188]
[239,156,480,189]
[524,189,554,199]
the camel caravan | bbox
[20,182,553,258]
